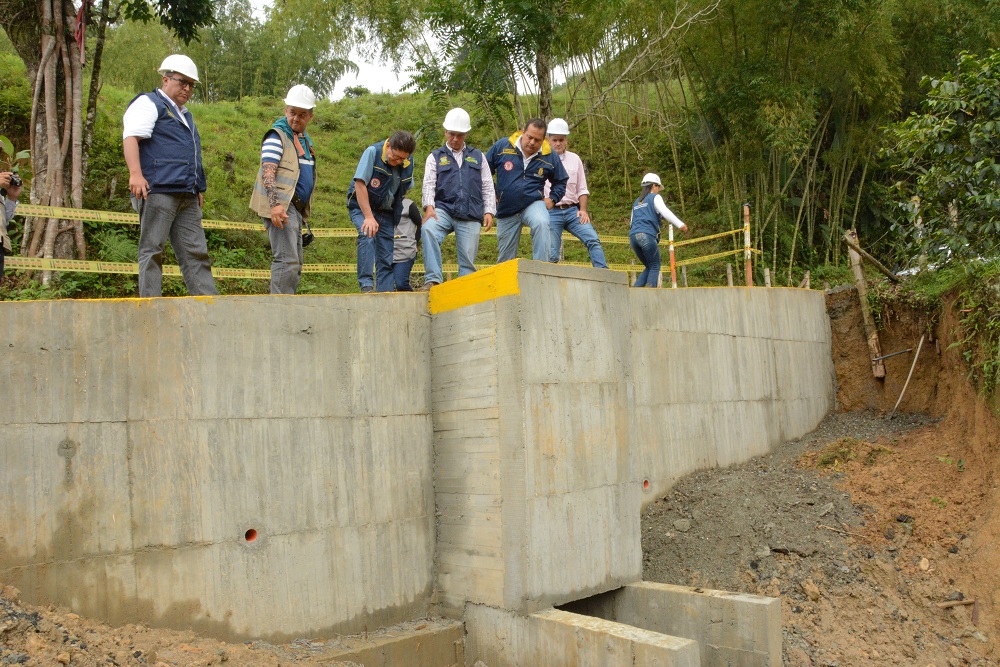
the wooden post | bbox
[846,229,886,378]
[726,263,733,287]
[668,224,677,289]
[682,266,688,287]
[764,268,771,287]
[743,203,752,288]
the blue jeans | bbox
[548,206,608,268]
[393,258,415,291]
[348,206,395,292]
[421,208,482,285]
[496,200,551,263]
[629,232,660,287]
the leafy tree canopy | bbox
[885,50,1000,266]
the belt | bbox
[554,202,578,209]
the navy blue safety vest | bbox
[432,145,485,221]
[629,193,661,237]
[347,140,414,213]
[131,90,206,195]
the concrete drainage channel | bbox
[0,260,831,666]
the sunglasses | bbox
[167,76,196,90]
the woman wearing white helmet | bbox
[628,173,688,287]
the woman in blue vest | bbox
[629,173,688,287]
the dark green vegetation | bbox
[1,0,999,301]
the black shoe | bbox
[417,282,438,292]
[361,285,374,293]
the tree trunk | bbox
[536,48,552,120]
[6,0,87,281]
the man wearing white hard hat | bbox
[418,107,496,289]
[544,118,608,268]
[122,54,217,297]
[249,84,318,294]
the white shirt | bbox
[421,143,497,216]
[122,89,190,139]
[653,194,685,229]
[517,135,541,172]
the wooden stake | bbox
[726,263,733,287]
[846,229,885,378]
[889,335,925,420]
[743,203,752,288]
[682,265,688,287]
[764,268,771,287]
[843,234,899,283]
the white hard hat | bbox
[443,108,472,133]
[284,84,316,109]
[547,118,570,135]
[158,54,200,83]
[641,173,662,187]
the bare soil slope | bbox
[643,285,1000,666]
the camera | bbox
[9,173,22,187]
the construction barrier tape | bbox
[14,205,750,249]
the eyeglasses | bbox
[167,76,196,90]
[387,147,410,163]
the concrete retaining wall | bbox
[431,264,641,615]
[630,287,834,501]
[464,604,701,667]
[0,296,436,641]
[561,582,782,666]
[0,262,834,646]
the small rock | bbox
[948,591,965,602]
[973,631,988,643]
[897,513,914,523]
[65,613,79,621]
[800,578,821,601]
[1,585,21,603]
[56,653,71,665]
[673,519,691,532]
[919,558,930,571]
[818,502,834,517]
[787,647,813,666]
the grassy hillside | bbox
[3,73,753,298]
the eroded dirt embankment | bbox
[642,285,1000,667]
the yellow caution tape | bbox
[14,205,751,249]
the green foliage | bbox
[0,53,30,145]
[884,50,1000,267]
[101,0,356,102]
[119,0,216,45]
[951,260,1000,397]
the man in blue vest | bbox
[419,108,496,289]
[122,54,217,298]
[347,131,416,292]
[485,118,568,263]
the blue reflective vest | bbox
[485,132,568,218]
[432,145,485,221]
[629,193,661,237]
[347,139,414,214]
[131,90,206,195]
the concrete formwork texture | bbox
[1,260,836,664]
[430,262,640,616]
[0,295,436,641]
